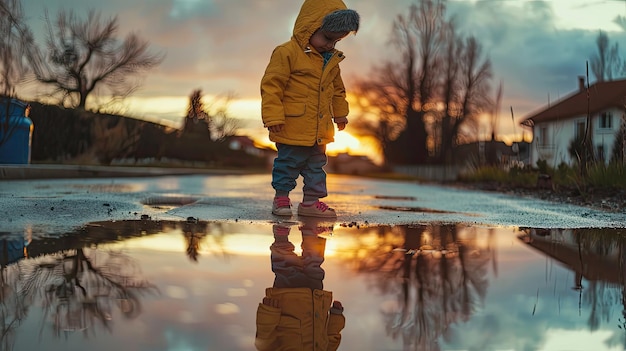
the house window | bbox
[538,126,548,146]
[575,121,586,140]
[599,112,612,129]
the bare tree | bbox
[352,1,447,165]
[415,20,493,164]
[205,92,242,141]
[186,89,209,122]
[352,0,492,165]
[590,31,625,82]
[0,0,33,97]
[435,20,462,163]
[183,89,211,136]
[182,89,241,141]
[30,9,164,109]
[446,36,492,157]
[391,0,446,164]
[350,71,407,159]
[0,0,35,151]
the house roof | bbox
[227,135,255,146]
[521,78,626,127]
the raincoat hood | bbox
[292,0,348,49]
[261,0,358,146]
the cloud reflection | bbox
[1,221,626,350]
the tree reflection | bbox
[182,221,230,262]
[52,219,228,263]
[17,247,157,338]
[182,220,207,262]
[0,219,234,349]
[0,237,31,351]
[347,224,495,351]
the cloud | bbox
[18,0,626,136]
[444,0,626,133]
[169,0,217,19]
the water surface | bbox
[2,220,625,351]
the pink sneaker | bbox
[272,224,291,236]
[297,201,337,218]
[272,196,292,216]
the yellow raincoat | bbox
[260,0,351,147]
[255,287,346,351]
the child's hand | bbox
[268,124,285,133]
[333,117,348,131]
[330,300,344,314]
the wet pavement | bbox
[1,173,624,237]
[1,172,626,350]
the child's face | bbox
[309,29,349,53]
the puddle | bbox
[376,205,459,214]
[373,195,417,201]
[1,221,626,351]
[140,195,201,206]
[373,194,460,214]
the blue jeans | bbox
[270,233,326,289]
[271,143,327,201]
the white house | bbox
[521,77,626,167]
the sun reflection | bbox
[104,225,362,258]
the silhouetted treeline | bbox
[28,102,266,168]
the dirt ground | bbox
[464,182,626,214]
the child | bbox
[261,0,360,218]
[255,219,344,351]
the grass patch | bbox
[587,163,626,188]
[459,166,536,188]
[461,161,626,191]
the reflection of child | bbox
[255,222,344,351]
[261,0,360,218]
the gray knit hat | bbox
[321,9,360,33]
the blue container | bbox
[0,98,33,164]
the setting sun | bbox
[117,94,385,164]
[326,131,361,155]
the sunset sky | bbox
[19,0,626,154]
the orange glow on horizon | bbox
[326,131,361,155]
[119,95,386,162]
[253,131,383,164]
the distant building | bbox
[227,135,263,156]
[226,135,276,170]
[521,77,626,166]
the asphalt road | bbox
[1,171,624,239]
